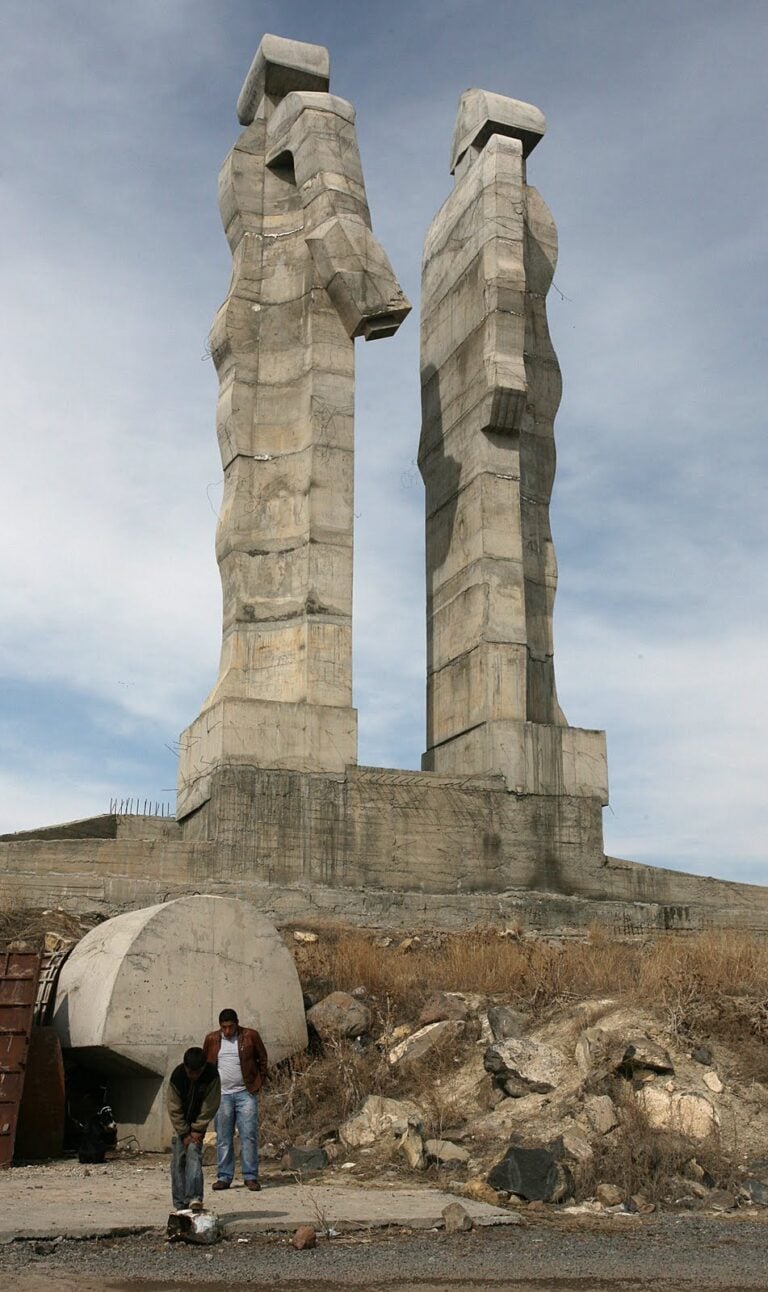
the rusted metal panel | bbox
[14,1027,65,1160]
[0,950,42,1168]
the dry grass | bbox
[0,904,101,949]
[290,924,768,1046]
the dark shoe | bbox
[212,1179,231,1191]
[245,1179,261,1191]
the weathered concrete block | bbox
[177,700,358,817]
[52,895,307,1149]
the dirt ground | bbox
[4,1215,768,1291]
[3,1157,768,1289]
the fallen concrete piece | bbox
[340,1095,424,1148]
[585,1094,619,1135]
[389,1019,464,1065]
[484,1036,566,1093]
[52,895,307,1150]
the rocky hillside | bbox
[256,924,768,1214]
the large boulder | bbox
[339,1095,424,1148]
[484,1037,566,1094]
[306,991,371,1039]
[488,1145,573,1203]
[637,1087,720,1140]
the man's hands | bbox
[182,1131,204,1148]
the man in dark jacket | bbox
[167,1046,221,1212]
[203,1008,268,1191]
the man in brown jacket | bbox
[167,1046,221,1212]
[203,1008,268,1191]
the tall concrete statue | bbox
[419,90,607,802]
[178,36,410,818]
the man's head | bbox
[183,1047,206,1081]
[219,1008,239,1040]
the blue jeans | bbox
[215,1090,259,1183]
[171,1136,203,1210]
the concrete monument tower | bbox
[419,90,607,802]
[178,36,410,818]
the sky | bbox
[1,1,766,884]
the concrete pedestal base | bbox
[177,697,358,817]
[423,721,608,803]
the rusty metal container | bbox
[0,950,42,1168]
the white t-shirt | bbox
[218,1034,246,1094]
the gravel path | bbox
[3,1213,768,1289]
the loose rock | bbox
[388,1019,464,1065]
[743,1177,768,1206]
[691,1045,713,1066]
[487,1005,527,1041]
[577,1027,673,1082]
[561,1128,594,1164]
[442,1201,473,1232]
[425,1138,470,1165]
[293,930,319,944]
[291,1225,317,1250]
[306,991,371,1039]
[340,1095,424,1148]
[487,1146,573,1203]
[596,1182,624,1207]
[282,1146,329,1173]
[452,1177,503,1206]
[419,991,471,1026]
[398,1125,426,1170]
[707,1189,736,1212]
[484,1036,566,1093]
[618,1035,674,1077]
[703,1070,723,1093]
